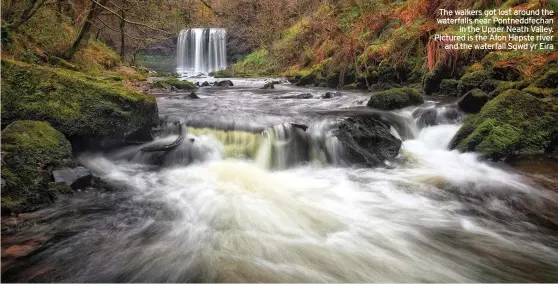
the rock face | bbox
[457,88,488,113]
[1,121,73,213]
[214,80,234,87]
[1,59,159,151]
[367,87,424,110]
[334,116,402,166]
[450,89,558,160]
[52,167,92,190]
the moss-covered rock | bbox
[1,59,158,149]
[522,85,554,98]
[152,78,195,90]
[457,89,488,113]
[422,63,449,95]
[1,121,72,213]
[534,70,558,89]
[367,87,424,110]
[450,89,557,160]
[438,79,459,96]
[457,70,491,95]
[489,80,530,98]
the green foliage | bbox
[367,87,424,110]
[232,48,276,76]
[451,89,557,160]
[1,59,158,138]
[1,120,72,212]
[72,41,121,72]
[438,79,460,96]
[152,78,195,90]
[150,71,180,78]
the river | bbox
[2,78,558,282]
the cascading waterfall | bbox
[176,28,227,74]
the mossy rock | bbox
[457,89,488,114]
[450,89,557,160]
[534,70,558,89]
[1,59,158,149]
[377,60,400,85]
[152,78,195,90]
[523,85,554,98]
[489,80,530,98]
[423,63,449,95]
[1,121,72,213]
[367,87,424,110]
[457,70,491,95]
[438,79,459,96]
[209,69,234,78]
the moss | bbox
[151,71,180,78]
[1,121,72,213]
[523,85,554,98]
[489,80,530,98]
[152,78,195,90]
[72,41,121,72]
[367,87,424,110]
[343,83,358,89]
[458,70,491,95]
[438,79,459,96]
[1,59,158,140]
[450,89,557,160]
[534,70,558,89]
[209,69,258,78]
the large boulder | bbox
[214,80,234,87]
[438,79,459,96]
[457,88,489,113]
[367,87,424,110]
[450,90,557,160]
[457,70,490,95]
[1,59,159,151]
[334,116,402,166]
[1,121,73,213]
[52,167,92,190]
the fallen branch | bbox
[141,134,185,152]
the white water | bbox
[78,115,558,282]
[176,28,227,74]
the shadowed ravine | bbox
[2,79,558,282]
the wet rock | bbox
[261,82,276,89]
[335,116,402,167]
[274,93,313,99]
[214,80,234,87]
[458,70,490,95]
[124,127,154,144]
[457,88,488,113]
[321,92,343,99]
[201,81,210,87]
[52,167,93,190]
[416,108,438,128]
[185,92,200,99]
[195,82,201,87]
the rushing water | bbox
[2,79,558,282]
[176,28,227,74]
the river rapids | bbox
[2,79,558,282]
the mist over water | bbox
[3,80,558,282]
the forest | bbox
[1,0,558,282]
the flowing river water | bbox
[2,78,558,282]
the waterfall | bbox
[176,28,227,74]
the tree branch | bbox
[90,0,172,34]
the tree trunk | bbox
[64,0,108,60]
[119,8,126,59]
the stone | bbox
[457,88,488,113]
[321,92,343,99]
[273,93,313,99]
[52,167,93,190]
[214,80,234,87]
